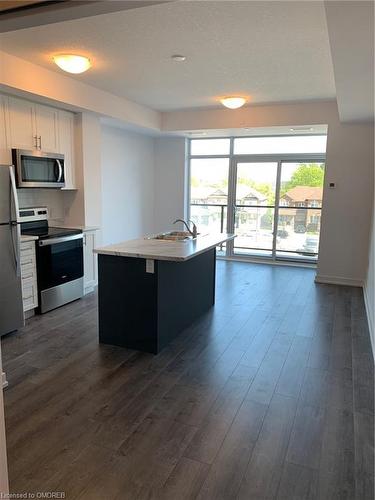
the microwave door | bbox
[15,150,65,188]
[22,156,45,183]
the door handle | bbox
[38,233,83,246]
[9,167,21,277]
[56,159,63,182]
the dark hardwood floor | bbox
[1,261,374,499]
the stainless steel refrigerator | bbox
[0,165,24,336]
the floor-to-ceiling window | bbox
[189,139,231,256]
[188,134,327,263]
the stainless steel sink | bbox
[147,231,201,241]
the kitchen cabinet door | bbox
[35,104,59,152]
[7,96,37,150]
[58,110,76,189]
[84,230,98,294]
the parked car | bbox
[277,229,288,238]
[297,236,319,255]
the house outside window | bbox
[310,215,320,224]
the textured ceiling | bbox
[0,1,336,111]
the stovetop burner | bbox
[21,224,82,239]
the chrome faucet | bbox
[173,218,198,238]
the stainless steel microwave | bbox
[12,149,65,188]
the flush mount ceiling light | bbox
[220,96,246,109]
[53,54,91,74]
[171,54,186,62]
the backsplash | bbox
[17,189,65,224]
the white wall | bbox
[154,137,187,233]
[61,112,102,230]
[80,113,102,228]
[100,125,155,245]
[17,188,65,224]
[317,121,374,285]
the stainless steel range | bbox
[19,207,84,314]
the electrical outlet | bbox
[146,259,155,274]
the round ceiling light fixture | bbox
[220,96,247,109]
[171,54,186,62]
[53,54,91,74]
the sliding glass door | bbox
[275,162,324,261]
[232,162,278,257]
[230,159,325,262]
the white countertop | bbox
[20,234,38,242]
[94,233,235,262]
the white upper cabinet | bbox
[6,96,59,153]
[0,94,77,189]
[58,110,76,189]
[34,104,59,152]
[7,96,37,150]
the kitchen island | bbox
[94,233,235,354]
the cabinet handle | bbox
[84,234,87,246]
[33,135,38,149]
[38,136,42,150]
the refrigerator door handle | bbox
[9,166,21,277]
[9,166,20,219]
[11,222,21,277]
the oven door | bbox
[36,234,83,291]
[13,149,65,188]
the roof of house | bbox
[191,185,267,202]
[190,187,227,200]
[282,186,323,201]
[235,185,267,202]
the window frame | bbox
[188,135,327,264]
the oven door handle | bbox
[38,233,83,247]
[56,159,63,183]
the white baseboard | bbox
[314,274,363,287]
[24,309,35,320]
[84,285,97,295]
[363,285,375,361]
[218,256,316,269]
